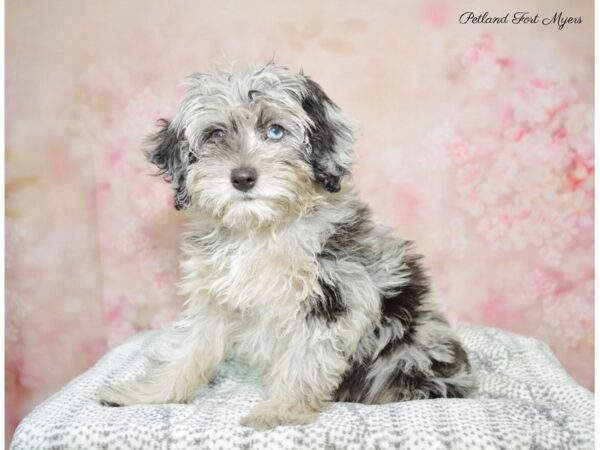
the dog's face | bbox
[146,64,355,228]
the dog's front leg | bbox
[240,328,349,429]
[98,307,231,406]
[240,311,369,430]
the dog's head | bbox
[146,63,355,228]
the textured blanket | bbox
[11,326,594,450]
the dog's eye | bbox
[210,129,226,140]
[266,124,285,141]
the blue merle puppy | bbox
[97,63,477,429]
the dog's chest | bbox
[184,230,320,312]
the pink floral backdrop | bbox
[6,0,594,445]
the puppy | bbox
[98,63,477,429]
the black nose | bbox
[230,167,258,192]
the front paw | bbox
[97,382,137,407]
[240,401,321,430]
[97,379,162,407]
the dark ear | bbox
[145,119,191,210]
[301,78,355,193]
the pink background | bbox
[6,0,594,445]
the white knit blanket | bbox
[11,326,594,450]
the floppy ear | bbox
[145,119,191,210]
[301,78,355,193]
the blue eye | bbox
[266,124,284,140]
[210,129,225,140]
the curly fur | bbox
[97,63,477,429]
